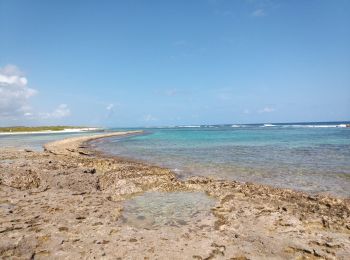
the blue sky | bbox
[0,0,349,127]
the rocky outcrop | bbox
[0,168,40,190]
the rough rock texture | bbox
[0,132,349,259]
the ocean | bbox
[1,121,349,197]
[90,122,350,197]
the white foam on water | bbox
[259,124,348,128]
[177,125,201,128]
[293,124,347,128]
[261,124,276,127]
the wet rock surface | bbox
[0,132,349,259]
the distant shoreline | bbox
[0,127,103,135]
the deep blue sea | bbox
[90,122,350,197]
[1,122,349,197]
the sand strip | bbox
[43,130,143,156]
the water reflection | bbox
[120,192,216,229]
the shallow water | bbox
[1,124,350,197]
[91,123,350,197]
[120,192,216,229]
[0,131,102,151]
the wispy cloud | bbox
[39,104,71,119]
[106,104,114,111]
[51,104,71,118]
[217,93,232,101]
[251,8,266,17]
[170,40,207,61]
[248,0,281,17]
[216,88,234,101]
[214,10,235,17]
[105,103,116,118]
[156,88,189,97]
[173,40,187,46]
[210,0,274,17]
[164,89,179,97]
[258,106,275,113]
[143,114,157,122]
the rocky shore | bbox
[1,132,349,259]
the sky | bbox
[0,0,349,127]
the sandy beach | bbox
[1,131,349,259]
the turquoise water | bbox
[1,123,349,197]
[91,122,350,197]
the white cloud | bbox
[252,9,266,17]
[106,104,114,111]
[0,64,27,86]
[243,109,250,114]
[0,74,28,86]
[0,64,37,118]
[0,64,72,121]
[258,106,275,113]
[105,103,116,118]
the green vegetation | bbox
[0,126,86,132]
